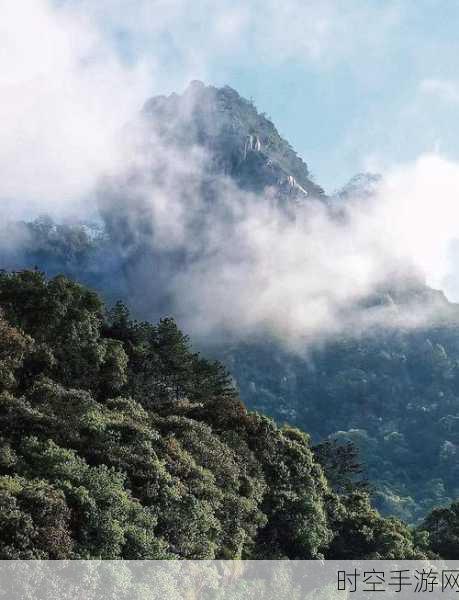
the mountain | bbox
[142,80,325,201]
[2,82,459,527]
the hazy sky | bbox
[58,0,459,192]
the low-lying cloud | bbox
[96,111,459,346]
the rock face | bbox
[142,81,325,202]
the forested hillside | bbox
[2,270,454,560]
[218,322,459,524]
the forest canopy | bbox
[0,270,454,559]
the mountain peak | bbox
[335,172,382,201]
[142,82,325,200]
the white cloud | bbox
[375,154,459,297]
[169,152,459,344]
[0,0,153,217]
[420,79,459,104]
[98,99,459,346]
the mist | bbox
[0,0,153,218]
[2,0,459,348]
[96,115,459,346]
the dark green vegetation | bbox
[219,319,459,524]
[421,500,459,558]
[0,270,448,560]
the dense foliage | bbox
[219,321,459,524]
[0,270,435,559]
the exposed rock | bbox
[142,81,326,203]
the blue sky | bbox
[226,2,459,192]
[79,0,459,193]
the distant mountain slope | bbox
[334,172,382,202]
[215,320,459,523]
